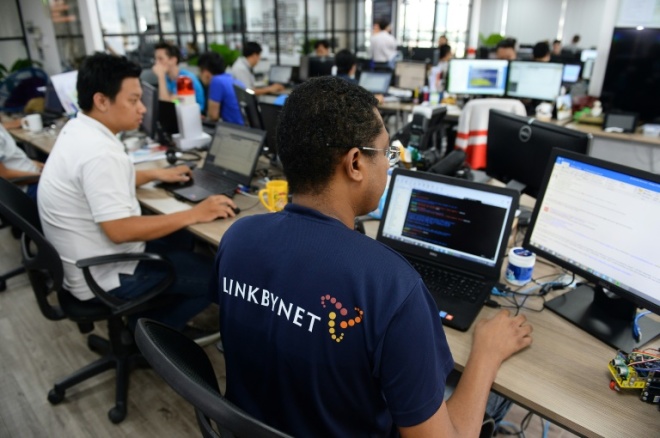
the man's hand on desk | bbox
[472,310,533,366]
[190,195,238,222]
[268,83,285,94]
[135,165,192,187]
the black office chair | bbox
[233,84,264,130]
[135,318,292,438]
[0,177,175,423]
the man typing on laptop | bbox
[211,77,533,436]
[38,53,237,341]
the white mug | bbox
[21,114,43,133]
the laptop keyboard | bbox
[410,260,487,303]
[191,169,237,195]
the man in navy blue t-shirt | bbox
[197,52,245,125]
[211,77,533,437]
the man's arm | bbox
[0,162,40,183]
[135,165,192,187]
[207,100,221,121]
[100,194,237,243]
[153,64,174,102]
[252,83,285,96]
[399,310,532,438]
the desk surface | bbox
[8,126,59,155]
[566,122,660,147]
[136,174,658,437]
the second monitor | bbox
[507,61,564,101]
[447,59,508,96]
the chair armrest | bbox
[75,252,175,315]
[9,175,40,185]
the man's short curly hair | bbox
[277,77,382,195]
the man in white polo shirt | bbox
[38,53,237,334]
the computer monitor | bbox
[358,71,392,94]
[140,82,158,139]
[523,149,660,351]
[446,59,508,96]
[157,100,178,146]
[50,70,79,116]
[259,102,282,156]
[44,83,64,115]
[308,56,334,77]
[562,63,582,83]
[485,109,590,198]
[269,65,293,84]
[410,47,439,64]
[580,49,597,62]
[394,61,427,90]
[506,61,564,101]
[516,47,534,61]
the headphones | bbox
[165,148,203,165]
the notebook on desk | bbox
[377,168,519,331]
[158,122,266,202]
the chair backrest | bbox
[455,98,526,170]
[233,84,264,130]
[0,178,65,320]
[134,319,292,438]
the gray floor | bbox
[0,226,576,437]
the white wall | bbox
[478,0,505,39]
[19,0,62,75]
[505,0,563,45]
[562,0,604,49]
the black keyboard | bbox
[190,170,237,194]
[410,260,486,303]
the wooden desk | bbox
[566,123,660,173]
[361,209,660,438]
[8,126,58,155]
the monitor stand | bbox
[505,179,532,226]
[545,284,660,351]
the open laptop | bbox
[358,71,393,94]
[159,122,266,202]
[269,65,293,85]
[41,83,65,125]
[377,168,519,331]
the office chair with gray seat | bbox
[135,318,292,438]
[0,177,176,423]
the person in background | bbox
[210,76,532,436]
[152,41,206,112]
[369,18,397,64]
[314,40,331,57]
[230,42,285,96]
[438,34,448,47]
[0,123,42,199]
[334,49,358,84]
[533,41,551,62]
[431,44,452,92]
[552,39,562,56]
[197,51,245,125]
[495,38,517,61]
[563,34,581,54]
[38,53,237,343]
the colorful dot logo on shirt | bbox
[321,294,364,343]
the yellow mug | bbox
[259,180,288,212]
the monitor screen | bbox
[269,65,293,84]
[601,27,660,123]
[580,49,597,62]
[446,59,508,96]
[394,61,427,90]
[140,82,158,139]
[358,71,392,94]
[410,47,439,64]
[308,56,334,77]
[44,83,64,114]
[523,150,660,351]
[158,100,178,136]
[506,61,563,101]
[562,64,582,83]
[50,70,79,116]
[485,109,590,198]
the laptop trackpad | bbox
[173,185,215,203]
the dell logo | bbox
[519,125,532,142]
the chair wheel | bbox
[48,388,65,404]
[108,405,127,423]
